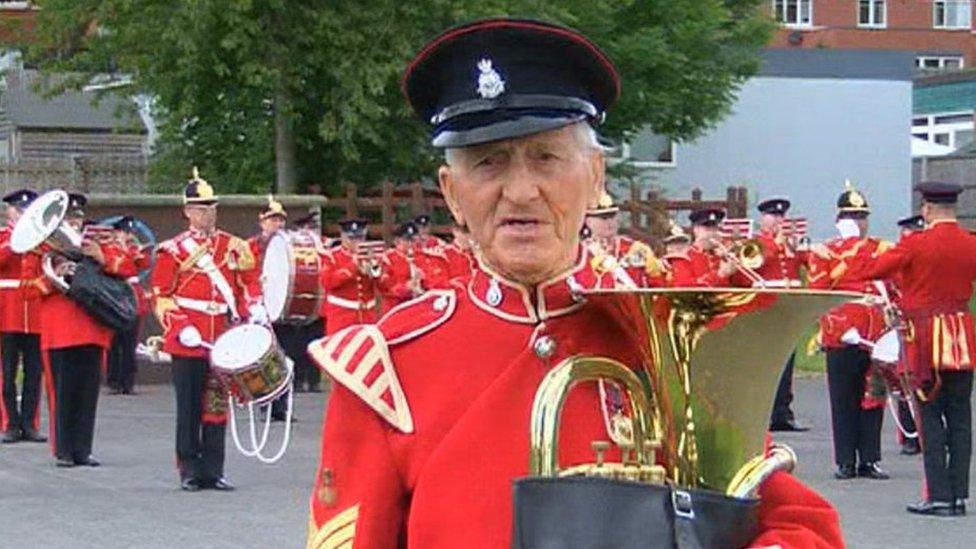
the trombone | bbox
[710,238,766,287]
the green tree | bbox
[15,0,771,194]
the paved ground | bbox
[1,376,974,548]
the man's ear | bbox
[588,149,606,208]
[438,164,466,228]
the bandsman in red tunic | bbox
[305,19,843,548]
[33,193,136,467]
[891,214,926,456]
[754,197,810,433]
[0,189,46,444]
[150,169,263,492]
[584,192,663,288]
[413,214,446,251]
[106,216,152,396]
[319,218,382,335]
[379,222,424,311]
[247,195,287,264]
[441,225,475,282]
[807,182,891,481]
[848,182,976,517]
[669,208,737,287]
[659,220,691,274]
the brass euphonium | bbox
[711,238,766,286]
[528,288,851,496]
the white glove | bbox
[178,326,203,348]
[248,304,270,325]
[835,218,861,239]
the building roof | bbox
[760,49,915,81]
[913,70,976,115]
[0,69,145,133]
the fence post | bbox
[345,183,358,218]
[727,186,747,218]
[410,182,423,216]
[381,181,394,242]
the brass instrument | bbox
[354,240,386,279]
[406,246,424,297]
[711,238,766,287]
[529,288,851,498]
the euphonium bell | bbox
[526,288,852,494]
[735,239,764,271]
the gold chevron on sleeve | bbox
[307,504,359,549]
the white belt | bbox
[175,297,230,315]
[326,295,377,310]
[752,279,802,288]
[0,279,19,289]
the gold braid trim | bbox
[307,504,359,549]
[229,236,256,271]
[178,242,210,272]
[153,293,179,330]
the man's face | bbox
[693,225,719,248]
[586,213,618,240]
[395,237,411,252]
[855,216,869,235]
[759,212,783,233]
[184,203,217,232]
[260,215,285,236]
[438,124,603,285]
[665,240,690,255]
[6,205,20,225]
[341,233,365,250]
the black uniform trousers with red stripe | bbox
[49,345,102,461]
[171,356,226,483]
[1,332,43,435]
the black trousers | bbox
[826,345,883,466]
[277,320,321,391]
[770,351,797,425]
[172,356,225,482]
[921,371,973,502]
[107,322,138,392]
[0,332,43,432]
[49,346,102,461]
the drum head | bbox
[262,234,292,322]
[211,324,274,372]
[872,330,901,364]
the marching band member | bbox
[150,169,264,491]
[662,221,691,258]
[319,218,381,335]
[754,197,809,433]
[0,189,46,444]
[442,224,475,281]
[290,212,324,392]
[848,182,976,517]
[892,214,925,456]
[106,216,152,395]
[807,182,890,481]
[35,193,137,467]
[379,222,424,310]
[247,196,291,420]
[305,18,842,548]
[669,208,737,287]
[584,192,663,287]
[413,214,446,250]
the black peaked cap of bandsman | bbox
[339,218,368,235]
[916,181,963,204]
[395,222,419,239]
[413,214,431,227]
[67,192,87,216]
[896,215,925,230]
[112,215,137,232]
[402,18,621,148]
[757,197,790,215]
[689,208,725,226]
[2,189,37,208]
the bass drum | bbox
[262,230,323,325]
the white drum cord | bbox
[229,359,295,464]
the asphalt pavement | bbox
[1,376,973,548]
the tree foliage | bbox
[15,0,772,194]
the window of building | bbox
[858,0,886,27]
[605,130,676,168]
[772,0,812,27]
[912,110,975,150]
[915,55,965,70]
[933,1,972,29]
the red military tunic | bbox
[848,220,976,382]
[414,247,450,290]
[378,248,420,309]
[420,234,447,251]
[441,242,474,281]
[320,246,380,335]
[807,236,890,350]
[150,229,261,359]
[669,245,730,287]
[752,229,803,287]
[306,252,844,549]
[0,226,41,334]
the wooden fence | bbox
[620,185,748,245]
[0,157,148,194]
[322,181,451,241]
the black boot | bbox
[900,438,921,455]
[2,428,21,443]
[907,500,955,516]
[857,462,890,480]
[954,499,967,516]
[834,464,857,480]
[21,428,47,443]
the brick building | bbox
[768,1,975,70]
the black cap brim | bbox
[433,112,585,148]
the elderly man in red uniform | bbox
[848,182,976,517]
[0,189,46,444]
[319,218,381,335]
[33,193,137,467]
[106,216,152,396]
[669,208,737,287]
[305,19,843,548]
[807,183,890,481]
[754,197,810,433]
[151,169,264,491]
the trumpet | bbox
[354,240,385,279]
[711,238,766,286]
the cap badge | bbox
[849,191,865,208]
[476,59,505,99]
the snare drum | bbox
[210,324,291,405]
[262,230,323,325]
